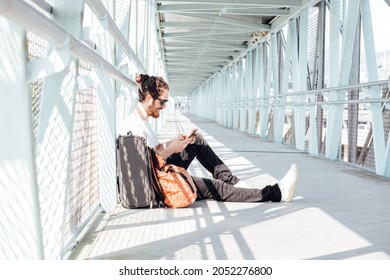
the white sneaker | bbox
[279,163,299,202]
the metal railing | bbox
[0,0,135,85]
[216,80,390,108]
[0,0,165,260]
[195,79,390,174]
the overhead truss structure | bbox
[156,0,309,95]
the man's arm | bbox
[155,140,174,159]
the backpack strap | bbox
[148,148,167,208]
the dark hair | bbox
[136,74,169,102]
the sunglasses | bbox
[155,97,169,106]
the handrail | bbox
[84,0,146,73]
[271,79,390,99]
[0,0,135,86]
[215,97,390,108]
[30,0,53,14]
[195,79,390,107]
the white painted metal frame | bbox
[1,0,389,261]
[191,0,390,177]
[33,0,86,260]
[360,0,387,176]
[157,0,314,95]
[0,14,44,260]
[0,0,166,259]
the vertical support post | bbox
[224,71,227,125]
[227,67,233,128]
[270,33,280,141]
[347,16,361,163]
[296,10,308,150]
[276,21,293,143]
[129,0,138,73]
[360,0,386,175]
[239,57,246,131]
[219,72,225,126]
[261,41,272,138]
[325,0,341,158]
[253,44,264,136]
[34,1,85,259]
[246,50,254,134]
[96,65,117,213]
[215,74,220,123]
[248,49,256,134]
[310,1,326,156]
[0,17,44,260]
[212,78,217,120]
[233,62,240,129]
[326,0,360,160]
[116,0,137,127]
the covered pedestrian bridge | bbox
[1,0,390,260]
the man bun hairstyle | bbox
[136,73,169,102]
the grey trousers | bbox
[165,134,282,203]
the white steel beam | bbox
[84,0,148,74]
[165,50,237,56]
[0,0,135,86]
[160,22,252,30]
[167,62,226,67]
[228,66,234,128]
[199,0,321,93]
[235,61,241,130]
[30,0,53,13]
[325,0,360,160]
[33,0,85,260]
[167,57,230,62]
[247,50,256,134]
[324,0,341,157]
[239,58,246,131]
[169,66,223,71]
[157,0,302,6]
[254,44,265,136]
[27,48,71,81]
[360,0,386,175]
[159,5,290,16]
[167,60,226,65]
[163,29,255,38]
[262,42,272,138]
[295,9,308,150]
[164,41,246,49]
[276,20,293,144]
[176,35,253,41]
[169,13,270,30]
[0,16,44,260]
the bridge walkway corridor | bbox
[69,112,390,260]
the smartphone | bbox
[188,129,198,138]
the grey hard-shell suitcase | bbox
[116,132,156,208]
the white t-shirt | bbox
[118,111,159,149]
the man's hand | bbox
[156,129,199,159]
[185,128,198,143]
[168,134,194,154]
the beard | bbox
[148,105,161,118]
[151,110,160,118]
